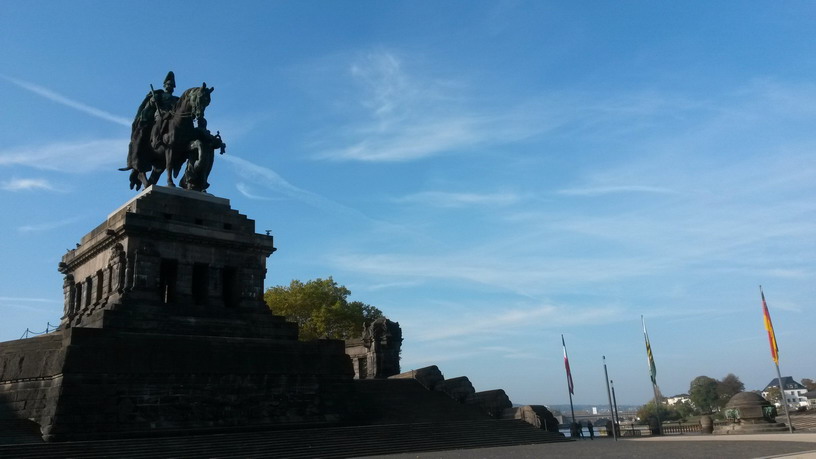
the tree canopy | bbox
[687,373,745,413]
[264,277,383,341]
[637,400,684,423]
[689,376,720,414]
[801,378,816,391]
[717,373,745,403]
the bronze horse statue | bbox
[121,83,215,190]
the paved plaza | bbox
[368,433,816,459]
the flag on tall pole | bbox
[642,315,662,435]
[761,286,779,364]
[760,286,793,433]
[642,316,657,386]
[561,334,576,430]
[562,334,574,395]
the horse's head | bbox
[182,83,215,120]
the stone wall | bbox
[0,187,354,441]
[390,366,560,433]
[0,333,64,429]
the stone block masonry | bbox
[0,186,354,441]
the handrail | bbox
[20,322,61,339]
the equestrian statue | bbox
[121,71,225,192]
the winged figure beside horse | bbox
[121,71,226,192]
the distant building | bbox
[666,394,690,406]
[762,376,808,409]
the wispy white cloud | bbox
[313,51,544,162]
[0,139,126,172]
[18,217,81,233]
[358,280,423,291]
[224,155,373,220]
[0,74,130,127]
[394,191,522,207]
[557,185,675,196]
[1,178,60,192]
[235,182,279,201]
[330,252,656,298]
[0,297,59,303]
[0,298,60,314]
[406,303,624,344]
[326,87,816,320]
[478,346,541,360]
[224,155,424,244]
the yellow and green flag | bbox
[642,316,657,386]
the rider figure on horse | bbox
[138,72,177,120]
[126,72,179,188]
[123,73,221,191]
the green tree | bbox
[717,373,745,404]
[264,277,383,341]
[689,376,720,414]
[674,401,695,420]
[636,401,680,424]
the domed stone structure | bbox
[717,392,789,434]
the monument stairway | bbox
[349,378,490,424]
[0,419,43,445]
[0,419,569,458]
[0,379,568,457]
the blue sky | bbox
[2,1,815,407]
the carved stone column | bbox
[60,273,75,326]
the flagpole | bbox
[562,334,576,428]
[568,382,576,429]
[775,362,794,433]
[642,315,662,435]
[651,381,663,436]
[603,355,617,441]
[761,286,794,434]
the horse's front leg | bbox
[165,148,176,187]
[147,167,163,186]
[128,170,145,191]
[136,171,150,190]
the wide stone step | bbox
[0,419,43,445]
[350,379,490,424]
[0,419,568,458]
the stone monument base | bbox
[718,391,791,435]
[0,328,352,441]
[0,187,354,441]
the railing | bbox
[662,423,702,434]
[20,322,61,339]
[620,425,649,436]
[561,422,704,438]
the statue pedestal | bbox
[0,186,353,441]
[717,392,791,434]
